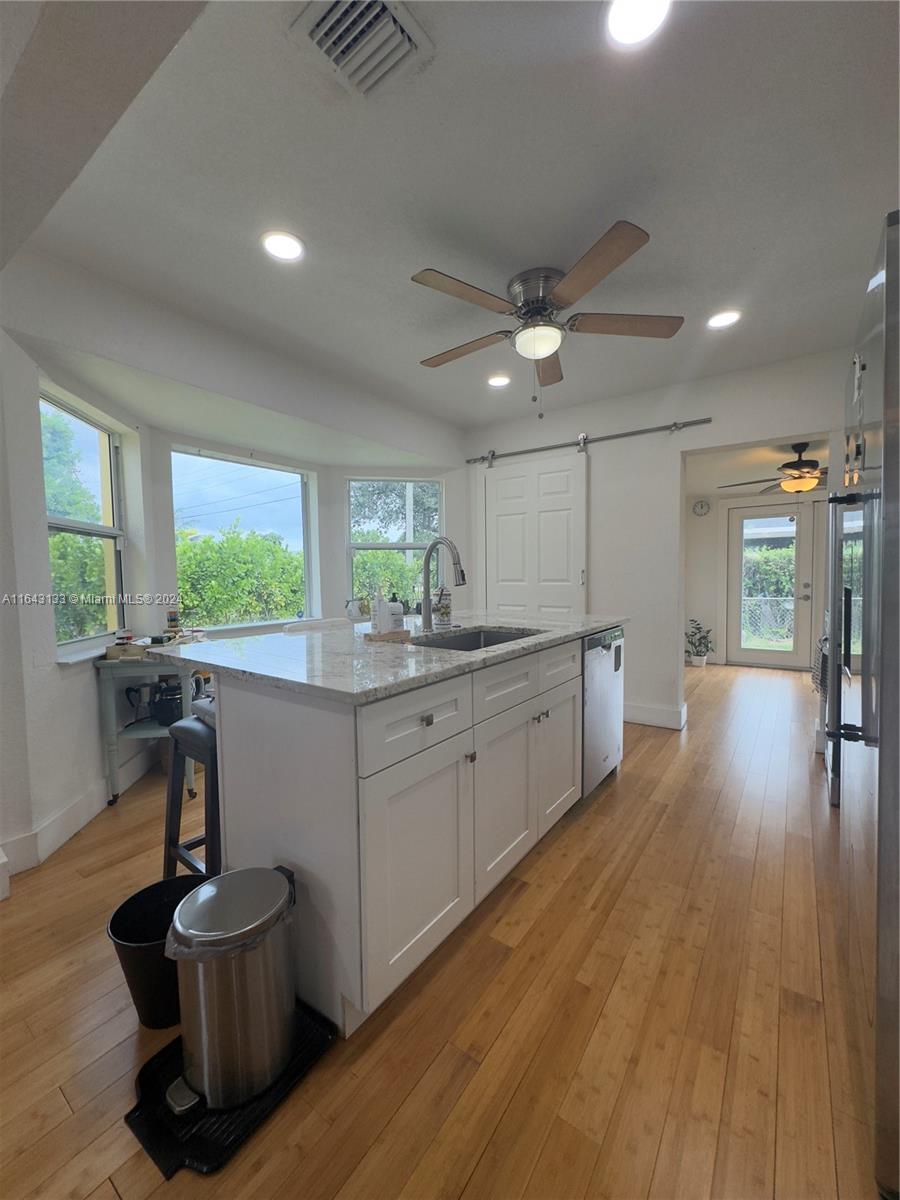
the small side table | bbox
[94,658,196,805]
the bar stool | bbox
[163,716,222,878]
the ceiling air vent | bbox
[289,1,433,96]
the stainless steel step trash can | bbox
[166,867,296,1109]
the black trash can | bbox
[108,875,207,1028]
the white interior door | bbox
[726,503,814,668]
[484,455,586,618]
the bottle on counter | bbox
[432,585,452,630]
[387,593,405,631]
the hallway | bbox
[0,666,877,1199]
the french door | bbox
[726,503,815,668]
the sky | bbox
[171,452,305,551]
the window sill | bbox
[57,637,114,665]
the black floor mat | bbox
[124,1003,337,1178]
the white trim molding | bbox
[625,700,687,730]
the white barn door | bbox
[484,454,586,618]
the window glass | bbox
[348,480,441,605]
[48,531,119,641]
[40,400,114,524]
[171,452,307,627]
[40,398,122,643]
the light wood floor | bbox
[0,666,878,1200]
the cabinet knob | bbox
[542,709,550,720]
[465,751,477,763]
[420,713,435,727]
[533,713,544,723]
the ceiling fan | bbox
[411,220,684,387]
[718,443,827,494]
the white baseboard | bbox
[1,746,158,877]
[625,701,687,730]
[0,848,9,901]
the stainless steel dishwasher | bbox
[583,627,624,794]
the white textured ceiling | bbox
[684,435,830,496]
[20,0,899,428]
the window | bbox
[171,451,309,628]
[40,397,124,643]
[348,479,441,604]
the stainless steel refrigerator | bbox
[826,210,898,1200]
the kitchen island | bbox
[151,613,625,1034]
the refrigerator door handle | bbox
[861,491,882,745]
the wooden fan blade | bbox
[568,313,684,338]
[536,353,563,387]
[421,331,511,368]
[717,478,781,489]
[549,221,650,308]
[760,483,784,494]
[412,269,516,315]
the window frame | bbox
[346,477,444,601]
[170,446,313,630]
[40,392,127,647]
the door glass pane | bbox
[740,514,797,652]
[842,510,863,654]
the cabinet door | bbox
[473,700,539,902]
[537,676,583,837]
[360,732,474,1011]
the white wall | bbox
[683,494,722,663]
[466,348,848,729]
[0,333,155,875]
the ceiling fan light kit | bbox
[412,220,684,390]
[780,475,819,493]
[513,320,565,361]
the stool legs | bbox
[163,748,187,879]
[204,760,222,875]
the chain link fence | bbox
[741,595,795,650]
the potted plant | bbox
[686,619,714,666]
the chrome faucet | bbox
[421,536,466,632]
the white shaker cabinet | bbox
[359,730,475,1010]
[535,676,583,837]
[472,698,540,902]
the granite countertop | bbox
[146,613,627,706]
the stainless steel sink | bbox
[412,627,543,652]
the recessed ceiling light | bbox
[607,0,671,46]
[707,310,742,330]
[261,231,305,262]
[488,374,511,389]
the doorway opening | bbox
[683,435,831,681]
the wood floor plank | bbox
[711,910,781,1200]
[334,1043,477,1200]
[522,1116,598,1200]
[775,987,839,1200]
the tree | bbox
[175,523,305,626]
[40,406,110,640]
[349,480,440,543]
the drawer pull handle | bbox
[420,713,435,727]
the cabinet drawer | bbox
[538,641,582,692]
[357,675,473,777]
[472,652,540,723]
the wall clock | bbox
[692,499,711,517]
